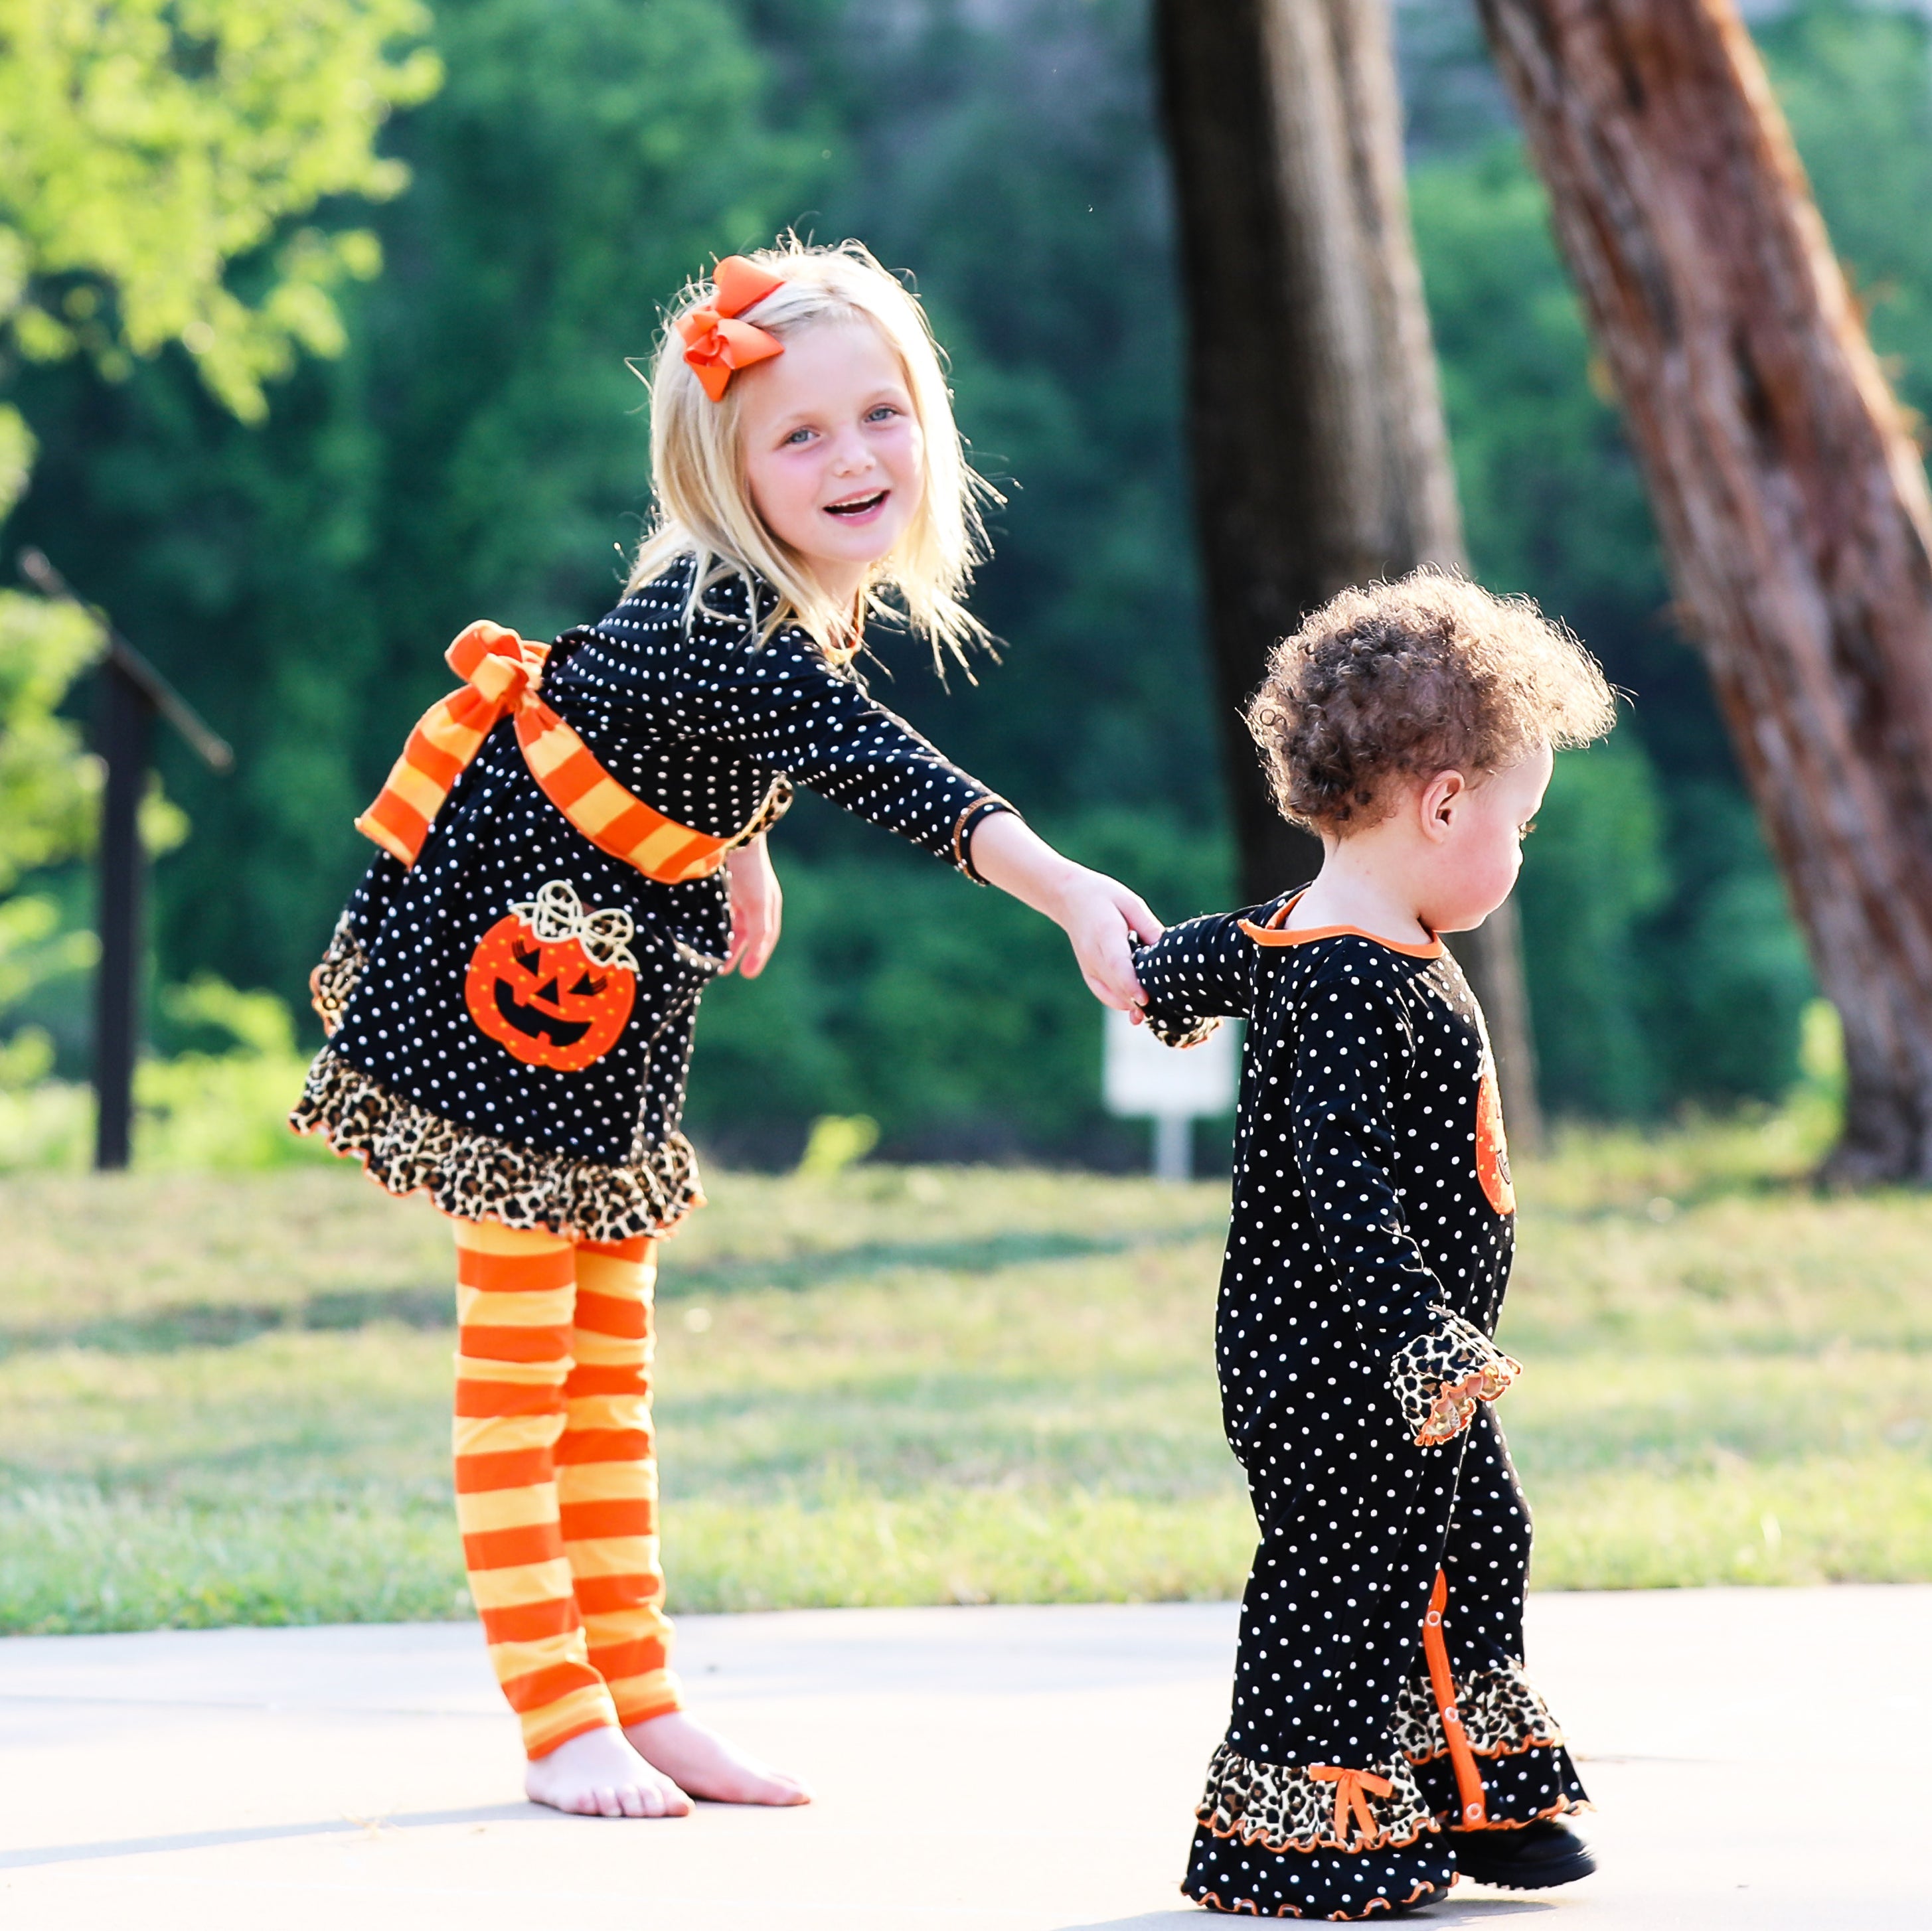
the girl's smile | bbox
[823,487,889,522]
[736,317,925,607]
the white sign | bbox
[1103,1008,1238,1119]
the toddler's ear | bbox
[1418,769,1468,840]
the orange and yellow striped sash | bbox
[355,622,731,886]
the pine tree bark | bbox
[1475,0,1932,1181]
[1155,0,1543,1146]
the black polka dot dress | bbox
[292,556,1011,1240]
[1133,895,1588,1920]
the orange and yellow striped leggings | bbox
[451,1219,681,1758]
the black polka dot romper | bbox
[1133,894,1588,1920]
[293,554,1012,1238]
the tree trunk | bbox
[1155,0,1544,1147]
[1475,0,1932,1182]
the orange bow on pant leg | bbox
[1307,1766,1396,1850]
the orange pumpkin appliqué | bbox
[1475,1057,1515,1217]
[465,897,636,1073]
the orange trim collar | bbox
[1239,892,1443,959]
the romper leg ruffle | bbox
[1183,1745,1453,1917]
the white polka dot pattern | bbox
[291,554,1012,1239]
[1133,901,1588,1918]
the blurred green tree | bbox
[13,0,816,1019]
[0,0,434,1085]
[0,0,439,507]
[10,0,1916,1153]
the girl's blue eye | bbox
[866,406,898,423]
[785,427,814,445]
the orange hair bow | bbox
[677,256,785,400]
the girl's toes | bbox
[594,1784,623,1817]
[617,1783,647,1818]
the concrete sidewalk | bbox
[0,1587,1923,1928]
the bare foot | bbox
[625,1710,811,1806]
[524,1725,693,1818]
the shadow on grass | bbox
[0,1225,1226,1359]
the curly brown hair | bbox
[1246,569,1616,834]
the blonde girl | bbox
[294,238,1159,1818]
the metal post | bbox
[1153,1111,1192,1184]
[94,657,152,1170]
[18,550,232,1174]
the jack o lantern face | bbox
[1475,1057,1515,1218]
[465,912,635,1071]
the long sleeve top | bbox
[1132,894,1520,1442]
[293,554,1012,1238]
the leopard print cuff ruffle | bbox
[1194,1742,1437,1855]
[1390,1309,1522,1445]
[289,1047,704,1243]
[1394,1661,1564,1764]
[1145,1010,1223,1051]
[307,913,367,1039]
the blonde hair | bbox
[1248,569,1617,833]
[628,237,995,664]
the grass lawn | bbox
[1,1113,1929,1633]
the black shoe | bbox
[1449,1818,1596,1890]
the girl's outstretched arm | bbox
[966,812,1161,1013]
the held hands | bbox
[964,811,1161,1012]
[1052,868,1164,1013]
[724,834,781,977]
[723,816,1165,1009]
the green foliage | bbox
[1517,741,1670,1117]
[13,0,1925,1152]
[1757,0,1932,436]
[15,0,818,1021]
[0,0,438,431]
[0,589,101,890]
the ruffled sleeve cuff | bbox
[1390,1308,1522,1445]
[1143,1010,1223,1051]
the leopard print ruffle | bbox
[1389,1309,1521,1444]
[1393,1661,1564,1764]
[289,1047,704,1243]
[1144,1010,1222,1051]
[1194,1743,1437,1855]
[307,914,366,1039]
[722,774,794,856]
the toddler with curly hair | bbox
[1131,570,1615,1918]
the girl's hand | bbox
[965,812,1163,1012]
[724,834,782,977]
[1053,868,1164,1012]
